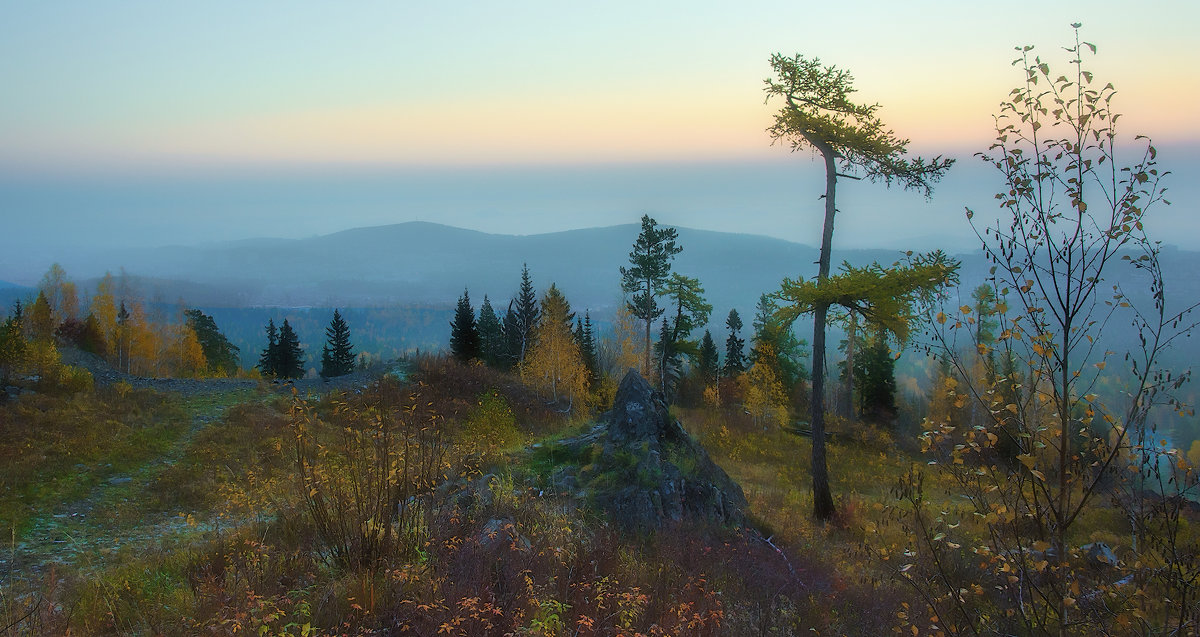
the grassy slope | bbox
[0,358,1185,635]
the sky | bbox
[1,1,1198,270]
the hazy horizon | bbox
[5,146,1199,286]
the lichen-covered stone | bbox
[581,369,745,530]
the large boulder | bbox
[578,370,746,530]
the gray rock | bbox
[1082,542,1118,569]
[584,370,746,530]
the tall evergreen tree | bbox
[186,309,240,376]
[654,317,681,395]
[477,295,504,368]
[275,319,305,379]
[28,290,54,342]
[514,264,539,363]
[723,309,746,377]
[576,310,598,383]
[501,301,522,371]
[852,331,896,424]
[698,329,719,384]
[620,215,682,374]
[258,319,279,377]
[767,53,953,520]
[751,293,808,388]
[449,288,480,362]
[320,309,356,378]
[79,312,107,357]
[0,302,26,387]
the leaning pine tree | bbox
[320,309,355,378]
[765,52,954,520]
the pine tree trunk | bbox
[643,279,653,377]
[810,145,838,521]
[840,310,857,418]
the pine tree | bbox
[80,312,107,357]
[620,215,682,374]
[501,301,522,371]
[698,329,719,385]
[449,288,480,362]
[577,310,598,383]
[766,53,953,520]
[258,319,279,377]
[654,317,680,394]
[0,302,27,386]
[477,295,504,368]
[28,291,54,342]
[275,319,305,379]
[514,264,539,363]
[723,309,746,377]
[320,309,355,378]
[852,331,896,424]
[186,309,240,376]
[750,293,807,389]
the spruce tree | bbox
[80,312,107,357]
[654,317,681,394]
[476,295,504,368]
[501,301,522,371]
[258,319,279,377]
[698,329,719,384]
[320,309,355,378]
[449,288,480,362]
[275,319,305,379]
[723,309,746,377]
[578,310,598,383]
[514,264,539,363]
[852,331,896,424]
[28,291,54,342]
[750,293,807,388]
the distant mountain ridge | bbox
[6,222,1198,340]
[60,221,906,315]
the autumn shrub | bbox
[459,388,524,452]
[291,376,450,569]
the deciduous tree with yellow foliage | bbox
[521,284,588,413]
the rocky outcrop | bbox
[564,369,746,530]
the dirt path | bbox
[5,355,405,582]
[6,389,256,582]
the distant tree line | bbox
[0,264,242,383]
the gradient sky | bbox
[1,2,1198,268]
[2,1,1197,169]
